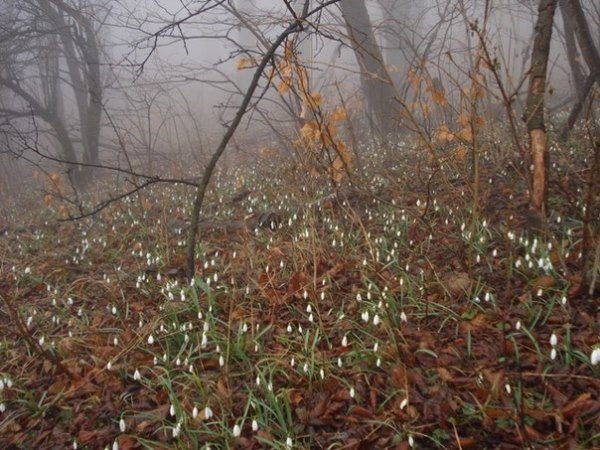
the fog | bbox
[0,0,594,211]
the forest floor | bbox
[0,140,599,450]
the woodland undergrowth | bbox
[0,134,599,450]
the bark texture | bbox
[524,0,558,215]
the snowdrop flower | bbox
[147,335,154,345]
[172,421,181,438]
[112,441,119,450]
[361,311,369,322]
[342,335,348,347]
[515,321,521,331]
[550,348,557,360]
[591,347,600,366]
[133,369,141,381]
[192,406,199,419]
[505,382,512,394]
[350,387,355,398]
[0,403,5,413]
[373,314,381,326]
[550,333,558,347]
[119,418,126,433]
[232,423,242,437]
[400,398,408,410]
[408,435,414,447]
[286,437,293,449]
[204,406,213,419]
[252,419,258,431]
[400,311,408,323]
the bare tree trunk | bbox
[558,0,585,99]
[340,0,397,138]
[558,0,600,140]
[524,0,558,216]
[39,0,103,170]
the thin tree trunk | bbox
[524,0,558,215]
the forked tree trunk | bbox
[558,0,600,141]
[524,0,558,216]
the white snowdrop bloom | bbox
[308,313,314,323]
[133,369,141,381]
[591,347,600,366]
[192,406,199,419]
[400,311,408,323]
[550,348,557,360]
[373,314,381,326]
[373,342,379,352]
[24,267,31,274]
[38,336,45,346]
[320,291,325,300]
[515,321,521,331]
[113,337,119,346]
[0,403,5,413]
[291,357,295,367]
[232,424,242,437]
[320,368,325,379]
[303,290,308,300]
[0,380,3,390]
[537,288,543,297]
[219,355,225,367]
[342,335,348,347]
[5,379,12,389]
[147,335,154,345]
[106,361,112,371]
[356,293,362,302]
[287,323,292,333]
[73,440,78,449]
[112,441,119,450]
[172,422,181,438]
[561,296,567,306]
[204,406,213,419]
[111,306,117,315]
[286,437,293,449]
[119,418,126,433]
[376,357,381,367]
[505,383,512,395]
[170,404,176,417]
[306,304,312,313]
[337,357,342,367]
[27,316,33,327]
[408,435,414,447]
[350,387,355,398]
[303,362,309,373]
[361,311,369,322]
[550,333,558,347]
